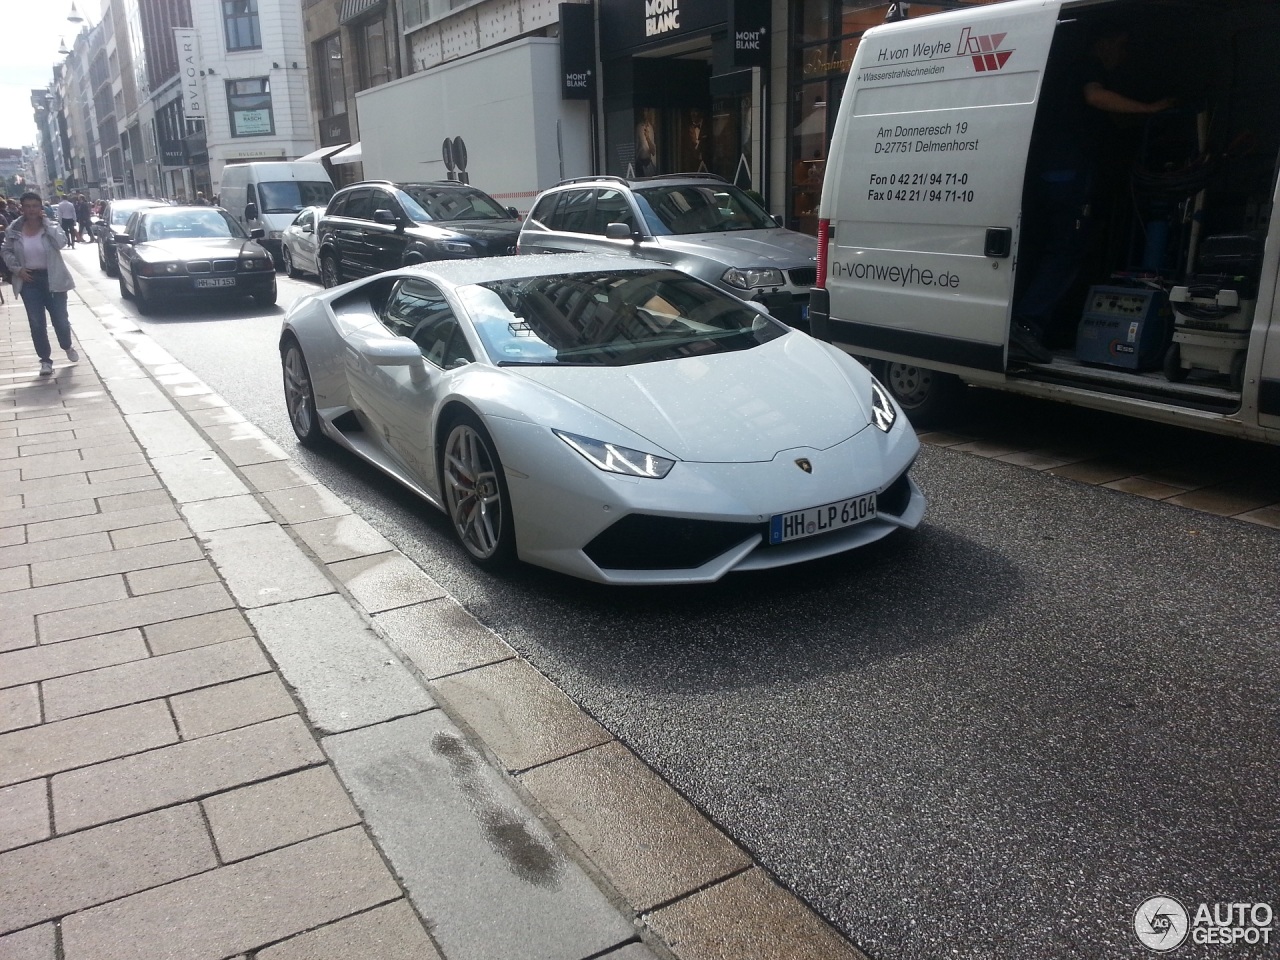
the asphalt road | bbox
[74,246,1280,960]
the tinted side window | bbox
[326,192,349,217]
[554,190,593,233]
[371,190,403,220]
[383,279,474,368]
[529,193,559,228]
[593,189,636,233]
[343,189,375,221]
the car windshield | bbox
[142,209,246,240]
[632,183,776,235]
[257,181,334,214]
[456,269,786,367]
[398,185,511,222]
[111,203,161,225]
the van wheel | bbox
[882,361,962,427]
[1163,343,1188,383]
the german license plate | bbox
[769,492,876,544]
[194,277,236,288]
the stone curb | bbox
[41,262,870,960]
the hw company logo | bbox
[958,27,1012,72]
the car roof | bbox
[550,173,731,190]
[389,252,673,287]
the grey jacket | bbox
[2,218,75,295]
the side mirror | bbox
[113,234,133,244]
[302,223,315,234]
[604,222,636,241]
[249,227,266,239]
[362,337,423,366]
[244,202,259,221]
[507,207,520,219]
[373,208,398,226]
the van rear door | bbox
[820,1,1060,373]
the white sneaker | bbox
[39,360,53,376]
[66,346,79,363]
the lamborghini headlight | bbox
[870,377,897,433]
[554,430,675,478]
[721,267,784,290]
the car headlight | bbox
[268,230,284,239]
[139,261,186,276]
[435,239,473,255]
[870,377,898,433]
[721,267,785,290]
[554,430,675,479]
[240,257,271,270]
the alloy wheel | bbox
[442,421,508,562]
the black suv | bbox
[316,180,521,287]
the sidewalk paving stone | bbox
[0,701,177,788]
[59,827,403,960]
[0,629,148,688]
[0,779,50,853]
[144,608,253,656]
[179,495,272,534]
[19,474,161,509]
[328,552,447,613]
[150,450,249,503]
[644,868,868,960]
[125,557,220,594]
[288,513,394,563]
[520,740,750,912]
[0,922,55,960]
[202,766,361,862]
[25,503,178,543]
[201,523,335,608]
[262,482,352,524]
[96,488,173,513]
[0,686,40,733]
[28,537,201,586]
[170,672,297,739]
[6,574,127,619]
[0,500,98,530]
[0,565,28,592]
[247,594,434,734]
[52,714,324,832]
[125,410,210,459]
[37,581,235,644]
[323,713,635,960]
[20,451,144,481]
[109,518,189,549]
[41,637,271,721]
[255,900,440,960]
[432,657,612,771]
[238,459,316,492]
[0,804,217,935]
[374,599,515,680]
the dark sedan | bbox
[116,206,277,314]
[96,198,168,277]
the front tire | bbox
[133,272,154,315]
[118,271,133,301]
[880,361,963,427]
[282,246,300,279]
[440,413,516,569]
[320,253,342,289]
[281,338,324,448]
[253,284,278,308]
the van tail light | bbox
[816,218,829,289]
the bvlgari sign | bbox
[175,28,204,120]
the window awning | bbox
[329,142,363,165]
[339,0,385,25]
[295,143,349,162]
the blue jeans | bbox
[20,272,72,362]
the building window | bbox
[317,33,346,117]
[356,14,394,91]
[227,78,274,137]
[223,0,262,52]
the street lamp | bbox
[57,37,71,56]
[67,1,84,24]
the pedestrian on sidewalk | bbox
[3,192,78,377]
[57,195,78,248]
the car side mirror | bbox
[249,227,266,240]
[507,207,520,219]
[113,234,133,244]
[373,208,398,226]
[363,337,424,366]
[604,222,636,241]
[302,223,314,234]
[244,202,258,221]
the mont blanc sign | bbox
[175,28,205,120]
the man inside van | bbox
[1009,24,1175,364]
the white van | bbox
[218,162,335,267]
[813,0,1280,444]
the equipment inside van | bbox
[218,162,334,268]
[813,0,1280,444]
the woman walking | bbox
[2,192,78,377]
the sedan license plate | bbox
[769,493,876,544]
[194,277,236,288]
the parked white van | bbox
[813,0,1280,444]
[218,162,335,267]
